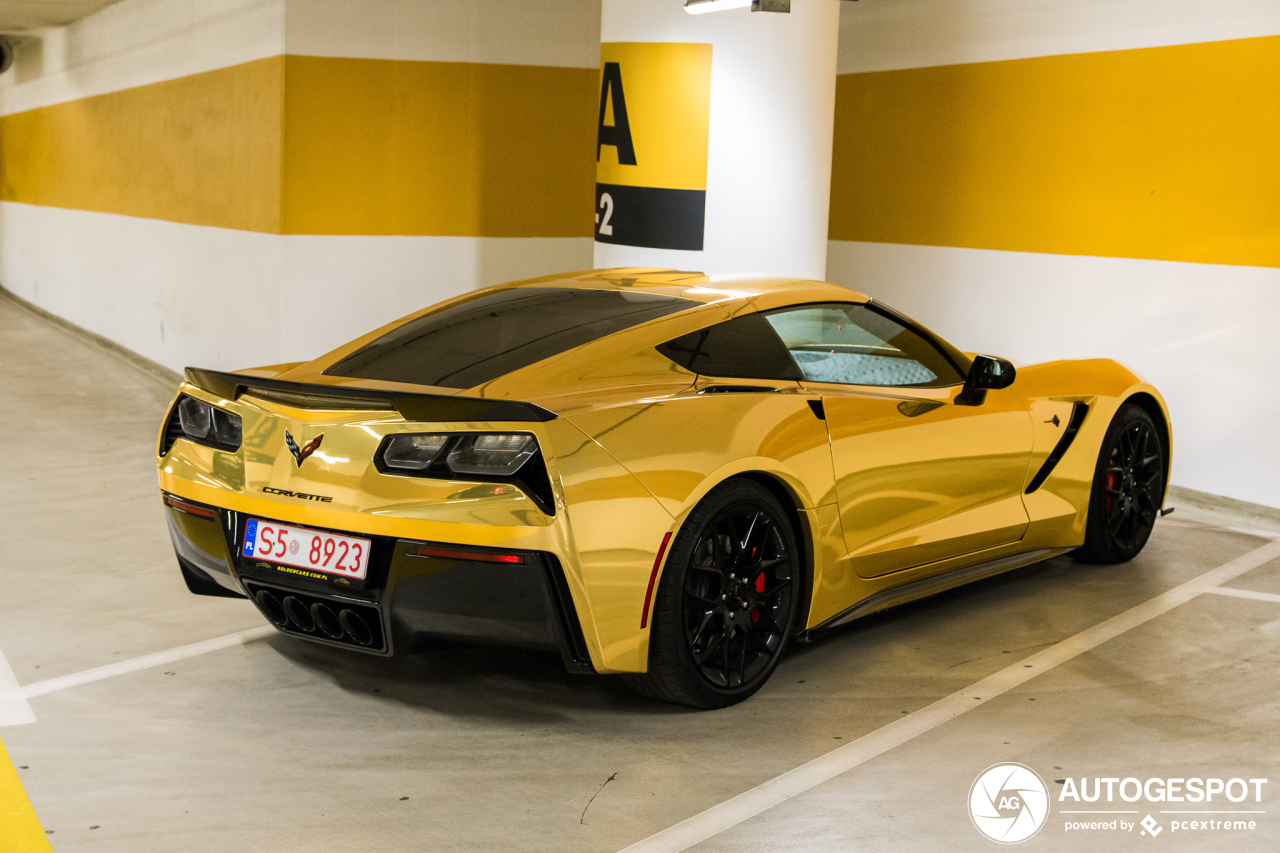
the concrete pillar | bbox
[593,0,840,280]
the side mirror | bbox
[956,354,1016,406]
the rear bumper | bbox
[162,492,594,673]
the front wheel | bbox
[1075,403,1165,564]
[624,479,800,709]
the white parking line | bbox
[1226,526,1280,540]
[0,646,36,727]
[617,538,1280,853]
[1202,586,1280,605]
[0,626,275,726]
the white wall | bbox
[276,235,593,364]
[0,0,285,116]
[836,0,1280,74]
[829,242,1280,508]
[828,0,1280,508]
[0,203,284,369]
[0,0,596,374]
[284,0,601,67]
[0,203,591,371]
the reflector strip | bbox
[410,546,525,564]
[164,495,215,519]
[640,533,673,629]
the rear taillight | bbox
[375,432,555,515]
[410,545,526,564]
[164,494,216,519]
[161,394,242,455]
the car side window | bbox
[656,313,803,381]
[763,303,965,388]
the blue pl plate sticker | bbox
[244,518,258,556]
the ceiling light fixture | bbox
[683,0,753,14]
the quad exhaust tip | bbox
[283,596,315,632]
[311,602,344,639]
[251,587,379,649]
[338,608,374,646]
[255,590,288,627]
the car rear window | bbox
[655,313,803,381]
[324,287,696,389]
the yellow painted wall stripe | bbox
[0,58,284,233]
[281,56,596,237]
[0,56,597,238]
[0,738,53,853]
[829,35,1280,268]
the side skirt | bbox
[796,547,1073,642]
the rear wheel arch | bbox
[627,475,805,707]
[735,472,815,635]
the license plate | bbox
[242,519,370,580]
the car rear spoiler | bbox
[183,367,557,423]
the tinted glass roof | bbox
[325,287,696,389]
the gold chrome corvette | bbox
[157,268,1171,708]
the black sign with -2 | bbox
[594,183,706,252]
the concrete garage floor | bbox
[2,291,1278,852]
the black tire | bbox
[1075,403,1165,564]
[623,479,800,709]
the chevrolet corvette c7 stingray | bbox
[157,268,1170,708]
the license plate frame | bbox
[241,518,371,581]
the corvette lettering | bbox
[262,486,333,502]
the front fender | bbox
[1012,359,1172,549]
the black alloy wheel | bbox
[1076,403,1165,564]
[624,479,800,709]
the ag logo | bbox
[969,763,1050,844]
[596,42,712,251]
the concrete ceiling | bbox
[0,0,122,33]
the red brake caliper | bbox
[751,572,764,623]
[1106,470,1116,514]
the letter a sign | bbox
[595,42,712,251]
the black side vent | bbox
[159,400,184,456]
[520,450,557,516]
[1026,402,1090,494]
[544,555,593,673]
